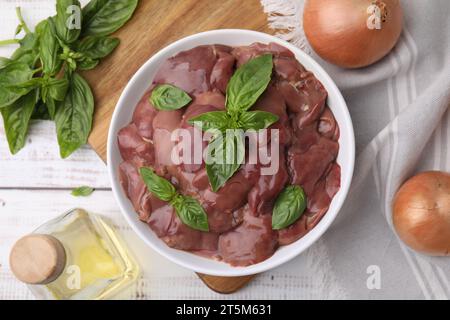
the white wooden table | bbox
[0,1,349,300]
[0,121,350,300]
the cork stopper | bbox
[9,234,66,285]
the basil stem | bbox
[15,7,31,34]
[0,39,20,46]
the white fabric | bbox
[262,0,450,299]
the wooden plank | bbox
[0,121,109,189]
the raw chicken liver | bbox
[117,43,341,266]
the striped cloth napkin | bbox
[262,0,450,299]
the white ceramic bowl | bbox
[107,29,355,277]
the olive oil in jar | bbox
[10,208,139,300]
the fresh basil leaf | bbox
[71,185,94,196]
[10,30,40,67]
[34,19,47,35]
[55,73,94,158]
[55,0,82,44]
[11,32,39,66]
[11,49,39,67]
[205,131,245,192]
[272,185,307,230]
[150,84,192,111]
[238,111,279,130]
[188,111,231,132]
[45,98,57,119]
[39,19,62,75]
[6,78,43,93]
[0,90,38,154]
[76,36,120,59]
[0,61,33,108]
[82,0,138,37]
[47,77,69,101]
[0,57,11,69]
[171,195,209,232]
[226,54,273,114]
[81,0,108,23]
[76,57,99,70]
[139,167,177,202]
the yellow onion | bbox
[393,171,450,256]
[303,0,403,68]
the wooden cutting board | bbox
[83,0,273,294]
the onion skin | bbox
[303,0,403,68]
[393,171,450,256]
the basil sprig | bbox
[140,167,209,232]
[188,54,279,191]
[272,185,307,230]
[150,84,192,111]
[0,1,138,157]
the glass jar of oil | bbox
[9,208,139,300]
